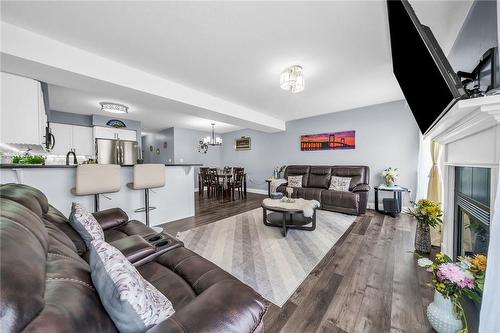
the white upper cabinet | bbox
[72,125,94,156]
[1,72,46,145]
[93,126,136,141]
[50,123,94,156]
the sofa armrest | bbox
[352,184,370,193]
[109,235,156,264]
[147,280,267,333]
[92,208,129,230]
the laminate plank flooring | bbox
[163,193,434,333]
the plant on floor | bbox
[381,167,398,186]
[406,199,442,254]
[417,252,486,333]
[11,154,46,165]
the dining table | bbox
[198,169,247,201]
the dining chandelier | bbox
[280,65,305,93]
[198,123,222,154]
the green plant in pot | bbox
[406,199,442,254]
[11,154,46,165]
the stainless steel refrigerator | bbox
[95,139,139,165]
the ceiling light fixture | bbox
[280,65,305,93]
[198,123,222,154]
[100,102,129,114]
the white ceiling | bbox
[0,1,472,132]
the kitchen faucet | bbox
[66,149,77,165]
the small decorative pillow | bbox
[287,175,303,188]
[69,202,104,248]
[329,176,351,191]
[89,240,175,333]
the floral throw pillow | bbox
[287,175,303,188]
[329,176,351,192]
[69,202,104,248]
[89,240,175,333]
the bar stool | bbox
[71,164,121,212]
[127,164,165,234]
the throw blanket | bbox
[270,178,288,193]
[262,198,320,218]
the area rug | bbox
[176,208,355,306]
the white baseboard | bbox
[246,188,268,195]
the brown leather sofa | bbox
[0,183,267,333]
[277,165,370,215]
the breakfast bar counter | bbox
[0,163,202,225]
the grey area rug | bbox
[176,208,356,306]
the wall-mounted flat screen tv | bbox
[387,0,468,134]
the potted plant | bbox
[381,167,398,187]
[406,199,442,254]
[11,154,46,165]
[417,252,486,333]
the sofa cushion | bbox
[69,203,105,249]
[296,187,324,202]
[287,175,303,188]
[329,176,351,191]
[284,165,310,187]
[308,166,332,189]
[321,190,359,210]
[331,166,369,190]
[89,240,175,333]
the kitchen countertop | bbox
[0,163,203,169]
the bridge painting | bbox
[300,130,355,151]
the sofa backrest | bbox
[0,183,117,333]
[284,165,310,187]
[284,165,370,189]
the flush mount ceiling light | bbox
[100,102,129,114]
[280,65,305,93]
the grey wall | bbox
[220,100,420,205]
[142,127,174,163]
[174,127,222,184]
[448,0,498,87]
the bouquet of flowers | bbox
[406,199,443,228]
[418,252,487,332]
[381,167,398,186]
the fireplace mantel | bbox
[426,95,500,145]
[424,95,500,256]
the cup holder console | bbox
[155,239,171,248]
[148,234,163,242]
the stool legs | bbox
[145,188,150,227]
[94,194,100,212]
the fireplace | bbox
[453,167,491,260]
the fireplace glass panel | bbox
[458,207,489,257]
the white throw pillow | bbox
[68,202,104,248]
[287,175,303,188]
[89,239,175,333]
[329,176,351,191]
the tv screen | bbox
[387,0,468,134]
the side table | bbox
[374,185,410,217]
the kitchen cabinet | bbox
[93,126,136,141]
[50,123,94,156]
[1,72,47,145]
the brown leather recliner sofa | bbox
[0,183,267,333]
[277,165,370,215]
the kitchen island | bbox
[0,163,202,226]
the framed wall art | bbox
[300,130,355,151]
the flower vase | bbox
[426,291,463,333]
[384,178,395,187]
[415,220,431,254]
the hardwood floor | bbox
[163,192,435,333]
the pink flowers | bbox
[436,263,475,289]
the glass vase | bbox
[415,220,431,254]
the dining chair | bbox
[231,168,245,200]
[199,167,210,197]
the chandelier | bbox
[100,102,129,114]
[280,65,304,93]
[198,123,222,154]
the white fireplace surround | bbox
[426,94,500,333]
